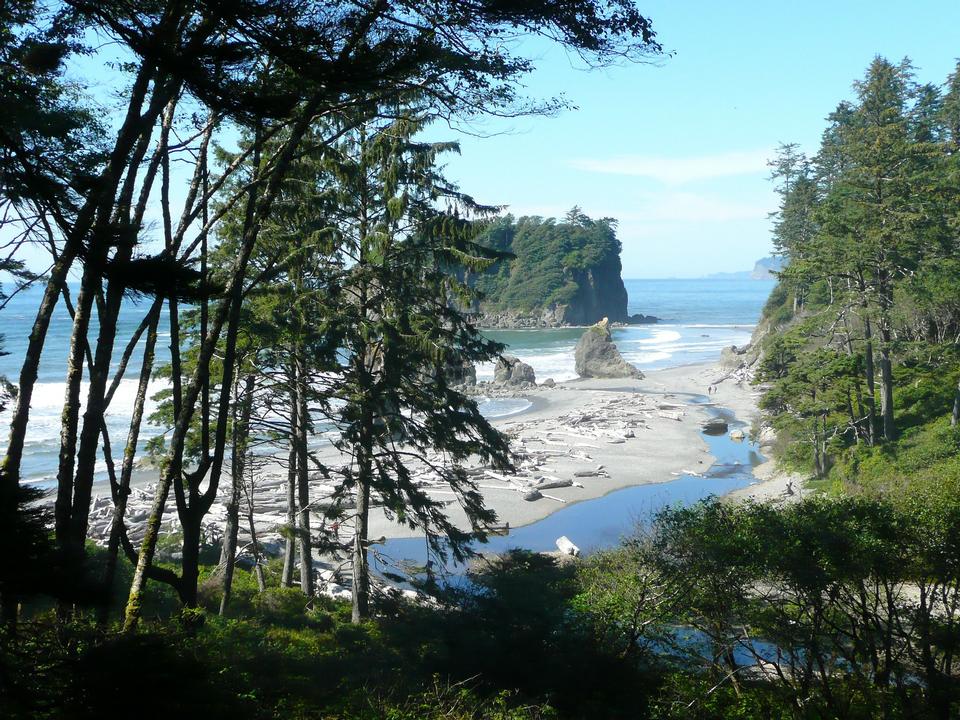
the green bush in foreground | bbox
[5,494,960,719]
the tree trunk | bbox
[244,459,267,593]
[863,315,877,445]
[351,462,371,623]
[179,518,202,607]
[281,430,297,587]
[0,247,75,620]
[846,390,860,445]
[54,262,100,572]
[220,374,254,615]
[879,322,895,441]
[294,356,313,596]
[68,272,126,556]
[952,375,960,427]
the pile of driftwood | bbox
[83,391,673,577]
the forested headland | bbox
[469,210,644,327]
[2,0,960,717]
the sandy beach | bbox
[365,360,787,540]
[87,358,803,558]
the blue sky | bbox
[430,0,960,278]
[7,2,960,281]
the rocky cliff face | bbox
[561,262,629,325]
[0,375,17,412]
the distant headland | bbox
[703,255,786,281]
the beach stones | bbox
[494,355,537,385]
[574,318,643,379]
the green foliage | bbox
[0,553,646,720]
[579,496,960,718]
[758,56,960,478]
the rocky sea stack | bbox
[468,210,657,328]
[574,318,643,379]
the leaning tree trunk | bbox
[99,303,162,622]
[0,246,75,622]
[220,374,254,615]
[244,460,268,593]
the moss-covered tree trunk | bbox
[220,374,255,615]
[100,304,161,622]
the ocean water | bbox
[0,278,775,484]
[477,278,776,382]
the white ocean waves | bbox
[1,378,169,484]
[477,322,756,386]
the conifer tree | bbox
[310,109,513,621]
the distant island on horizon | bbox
[700,255,785,281]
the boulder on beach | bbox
[541,377,556,388]
[494,355,536,385]
[574,318,643,379]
